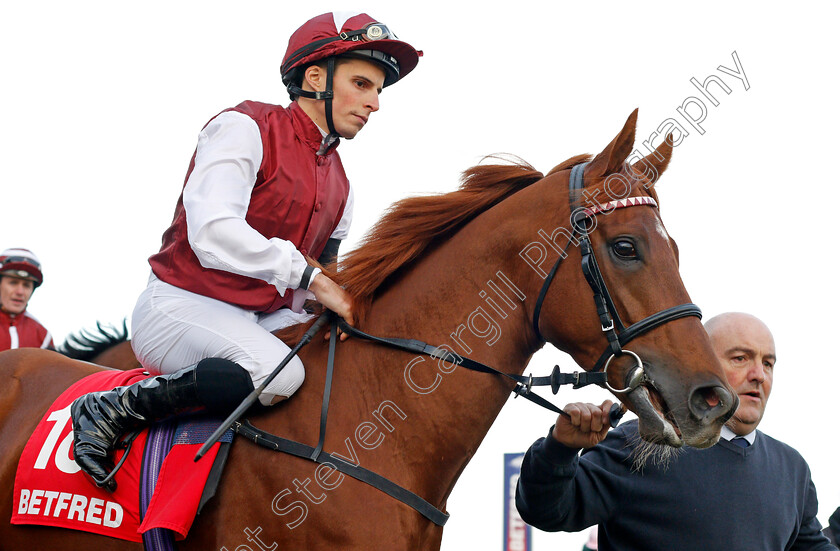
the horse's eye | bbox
[612,239,637,259]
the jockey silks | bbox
[0,309,53,351]
[149,101,349,313]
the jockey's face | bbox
[0,275,35,315]
[302,57,386,139]
[707,313,775,436]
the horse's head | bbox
[534,109,737,448]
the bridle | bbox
[532,162,702,394]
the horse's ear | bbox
[630,133,673,186]
[588,108,638,178]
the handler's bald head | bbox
[705,312,772,340]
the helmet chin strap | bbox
[324,57,338,137]
[285,58,340,138]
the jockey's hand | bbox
[551,400,614,449]
[308,273,354,341]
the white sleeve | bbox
[330,182,354,240]
[184,111,308,294]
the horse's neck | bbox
[356,222,540,501]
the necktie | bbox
[731,437,749,448]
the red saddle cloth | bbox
[11,368,225,542]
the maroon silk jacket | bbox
[149,101,349,313]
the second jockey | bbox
[0,248,53,351]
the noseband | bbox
[532,162,702,393]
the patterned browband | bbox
[582,195,658,217]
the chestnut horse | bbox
[0,110,736,550]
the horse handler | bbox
[516,312,835,550]
[71,11,422,491]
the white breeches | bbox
[131,274,313,406]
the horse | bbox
[0,109,737,550]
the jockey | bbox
[0,248,53,351]
[71,11,421,491]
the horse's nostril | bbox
[699,386,721,408]
[689,385,735,422]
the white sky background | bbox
[3,1,839,549]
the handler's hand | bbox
[308,273,354,341]
[551,400,614,449]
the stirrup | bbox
[85,430,140,492]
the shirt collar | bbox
[720,425,756,445]
[288,102,341,156]
[317,132,341,155]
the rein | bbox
[334,319,608,413]
[233,318,614,527]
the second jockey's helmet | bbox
[0,248,43,288]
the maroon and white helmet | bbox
[0,248,43,288]
[281,12,421,94]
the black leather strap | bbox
[336,320,604,389]
[335,320,606,422]
[324,57,337,136]
[299,266,316,290]
[568,162,586,201]
[318,238,341,266]
[590,303,703,372]
[234,420,450,526]
[532,162,587,341]
[310,322,338,460]
[531,242,571,341]
[232,315,620,528]
[197,441,232,514]
[238,319,450,526]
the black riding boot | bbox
[71,357,254,491]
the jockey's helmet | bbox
[281,12,421,107]
[0,248,43,288]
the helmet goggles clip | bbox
[338,23,392,43]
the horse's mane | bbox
[275,153,592,342]
[57,320,129,361]
[336,156,551,321]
